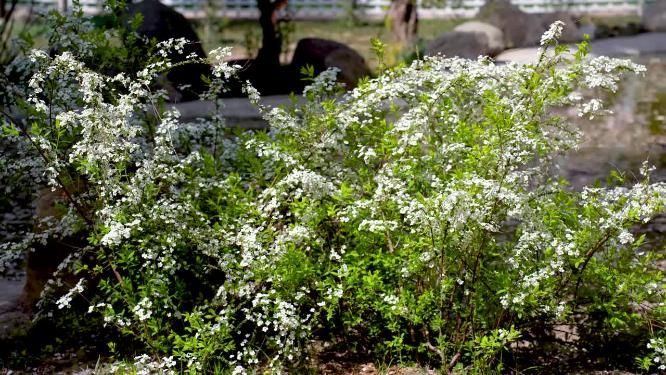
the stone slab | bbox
[495,32,666,64]
[168,95,299,128]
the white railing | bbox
[20,0,650,19]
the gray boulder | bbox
[477,0,543,48]
[643,1,666,32]
[128,0,204,54]
[477,0,583,47]
[426,31,495,59]
[290,38,370,90]
[453,20,505,56]
[127,0,210,100]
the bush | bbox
[2,13,665,374]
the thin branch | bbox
[1,109,93,226]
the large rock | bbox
[643,1,666,32]
[222,58,298,97]
[453,20,505,56]
[539,12,583,44]
[426,31,495,59]
[289,38,370,91]
[127,0,210,101]
[477,0,543,48]
[477,0,583,47]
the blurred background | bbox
[1,0,662,67]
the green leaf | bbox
[1,124,20,137]
[299,64,315,81]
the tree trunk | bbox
[256,0,288,69]
[0,0,17,18]
[388,0,418,45]
[1,0,18,64]
[57,0,68,13]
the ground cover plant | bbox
[1,6,666,373]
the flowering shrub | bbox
[2,15,665,373]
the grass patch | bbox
[192,18,464,65]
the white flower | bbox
[540,20,565,46]
[101,221,132,246]
[358,219,398,233]
[133,297,153,321]
[618,230,634,245]
[303,67,342,95]
[56,279,85,309]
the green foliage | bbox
[370,37,386,70]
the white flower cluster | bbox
[358,219,399,233]
[209,46,238,78]
[108,354,177,375]
[133,297,153,321]
[647,338,666,371]
[56,278,85,309]
[276,168,336,201]
[540,20,564,46]
[303,67,342,96]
